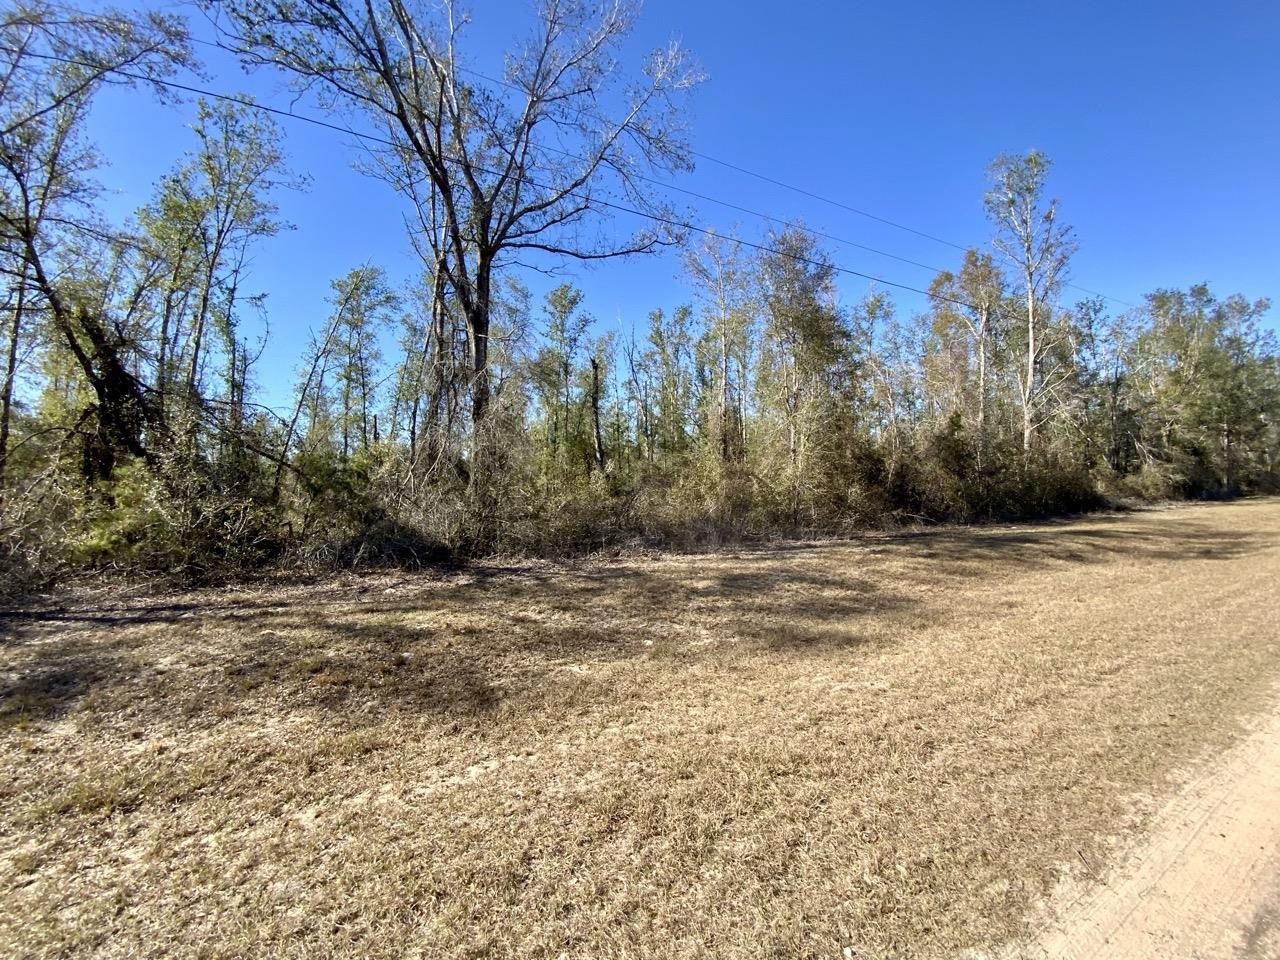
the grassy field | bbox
[2,499,1278,959]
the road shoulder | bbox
[1007,688,1280,959]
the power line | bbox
[561,162,952,277]
[188,32,1133,308]
[689,156,1134,308]
[180,37,955,278]
[406,52,978,252]
[4,47,1080,319]
[689,149,969,253]
[432,57,1134,309]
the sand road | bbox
[1013,692,1280,960]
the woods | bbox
[2,1,1278,594]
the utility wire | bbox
[189,32,1134,307]
[182,37,959,280]
[436,56,1135,309]
[4,47,1083,319]
[690,154,1134,308]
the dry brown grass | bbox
[1,499,1278,959]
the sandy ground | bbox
[1009,690,1280,960]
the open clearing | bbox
[2,499,1278,959]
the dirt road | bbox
[1011,692,1280,960]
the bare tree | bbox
[589,354,605,473]
[210,0,703,472]
[985,151,1075,453]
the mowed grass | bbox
[1,500,1278,959]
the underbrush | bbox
[1,434,1270,602]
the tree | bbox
[288,266,397,463]
[1070,297,1139,474]
[757,226,859,522]
[0,2,189,481]
[1130,285,1277,493]
[586,335,612,475]
[390,273,459,470]
[530,282,589,471]
[868,294,924,481]
[685,229,756,464]
[332,266,397,459]
[644,304,696,460]
[927,250,1005,469]
[985,151,1076,453]
[140,98,289,422]
[210,0,703,472]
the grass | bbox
[1,499,1278,959]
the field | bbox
[2,499,1278,959]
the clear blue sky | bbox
[86,0,1280,410]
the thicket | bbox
[2,2,1277,597]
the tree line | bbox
[2,0,1277,593]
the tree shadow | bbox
[867,514,1269,576]
[0,507,1270,729]
[0,659,106,728]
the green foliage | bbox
[65,452,283,576]
[3,40,1277,598]
[1129,285,1278,495]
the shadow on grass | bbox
[886,518,1266,567]
[0,659,107,728]
[0,508,1271,727]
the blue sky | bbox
[86,0,1280,409]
